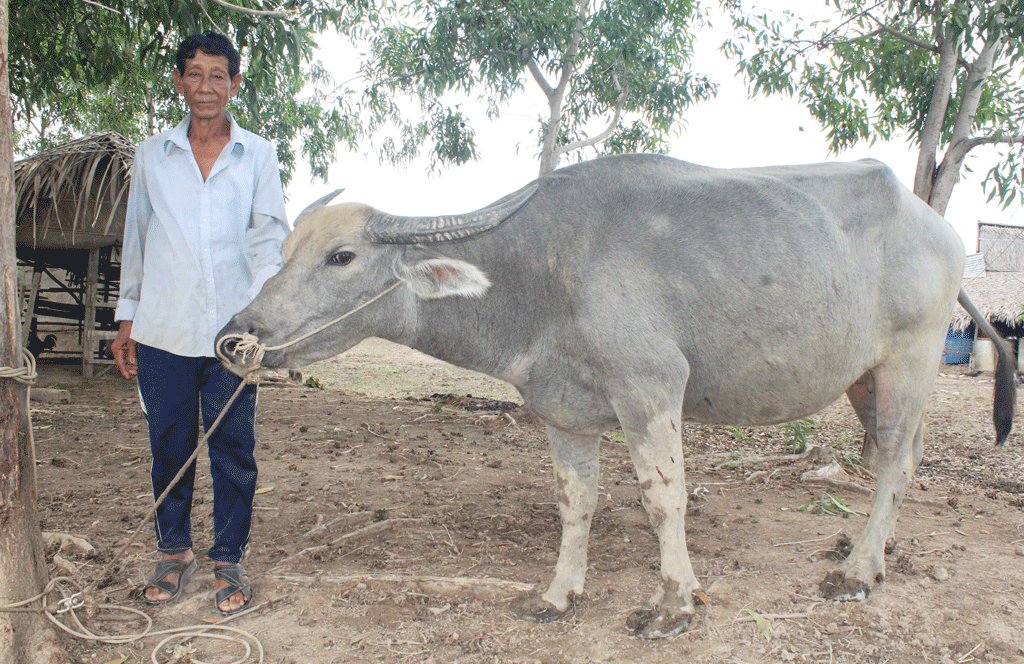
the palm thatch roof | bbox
[15,131,134,249]
[953,272,1024,332]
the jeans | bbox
[136,344,258,563]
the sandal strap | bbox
[146,558,194,587]
[142,557,196,605]
[214,563,253,611]
[213,563,249,588]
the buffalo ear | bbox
[397,255,491,300]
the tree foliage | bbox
[360,0,717,176]
[7,0,364,184]
[722,0,1024,215]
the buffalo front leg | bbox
[620,409,700,638]
[511,427,599,622]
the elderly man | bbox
[112,31,288,616]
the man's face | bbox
[172,50,242,122]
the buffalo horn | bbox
[293,188,346,227]
[364,184,538,244]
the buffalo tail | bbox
[958,288,1016,445]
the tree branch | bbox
[524,55,554,99]
[538,0,587,175]
[83,0,120,13]
[931,20,1005,213]
[207,0,296,19]
[942,133,1024,167]
[199,0,229,33]
[873,23,941,56]
[913,24,959,202]
[557,70,627,156]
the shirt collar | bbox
[164,112,248,155]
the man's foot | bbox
[214,562,253,615]
[143,551,196,605]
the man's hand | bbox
[112,321,137,379]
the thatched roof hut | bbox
[15,131,133,249]
[953,272,1024,332]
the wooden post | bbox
[82,247,99,377]
[19,266,40,348]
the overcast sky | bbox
[283,5,1023,253]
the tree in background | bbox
[723,0,1024,215]
[7,0,363,184]
[360,0,717,176]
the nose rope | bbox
[216,280,403,378]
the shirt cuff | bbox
[247,265,281,301]
[114,299,138,322]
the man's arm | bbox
[113,146,152,378]
[245,145,289,299]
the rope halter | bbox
[216,280,404,381]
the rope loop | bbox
[216,280,403,376]
[0,348,38,386]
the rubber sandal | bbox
[214,563,253,616]
[142,557,197,606]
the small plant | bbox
[724,425,750,442]
[304,376,325,389]
[603,430,627,444]
[798,493,865,517]
[781,418,815,453]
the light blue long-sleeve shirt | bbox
[115,114,289,357]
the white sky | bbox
[283,5,1023,253]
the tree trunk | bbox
[0,2,73,661]
[911,24,958,206]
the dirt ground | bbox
[30,339,1024,664]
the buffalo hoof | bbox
[625,607,693,639]
[819,570,872,601]
[510,590,569,623]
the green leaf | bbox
[743,608,773,642]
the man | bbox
[112,31,288,616]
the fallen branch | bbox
[801,477,948,510]
[42,532,96,556]
[331,518,419,546]
[268,572,534,600]
[714,445,829,471]
[773,529,844,548]
[269,518,421,571]
[731,602,824,624]
[302,510,375,539]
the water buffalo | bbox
[217,154,1014,638]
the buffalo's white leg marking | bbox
[622,410,699,617]
[540,426,600,612]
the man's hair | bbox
[176,31,241,79]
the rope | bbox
[217,280,403,373]
[0,281,404,662]
[0,348,261,662]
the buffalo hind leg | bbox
[618,408,701,638]
[847,372,879,472]
[822,364,929,600]
[511,427,599,622]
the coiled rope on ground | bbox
[1,282,405,662]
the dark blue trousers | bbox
[136,344,258,563]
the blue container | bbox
[944,326,974,364]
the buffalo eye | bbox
[328,250,355,266]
